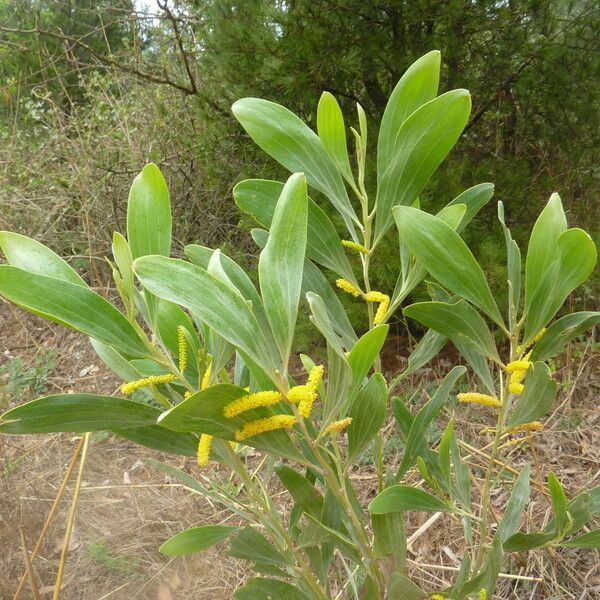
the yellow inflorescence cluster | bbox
[223,391,283,418]
[506,421,544,435]
[364,291,390,325]
[197,433,214,466]
[177,325,188,372]
[516,327,546,355]
[479,590,487,600]
[457,392,502,408]
[120,373,176,395]
[506,359,532,396]
[430,594,445,600]
[336,278,362,297]
[235,415,297,441]
[323,417,353,436]
[220,366,325,441]
[341,239,370,254]
[201,358,212,391]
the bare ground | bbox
[1,302,599,599]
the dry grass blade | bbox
[12,436,85,600]
[53,432,90,600]
[18,527,41,600]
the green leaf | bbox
[347,373,387,463]
[127,163,172,259]
[234,178,356,282]
[401,328,447,378]
[0,231,86,286]
[306,291,346,357]
[133,256,274,370]
[157,384,304,462]
[377,50,440,183]
[259,173,308,364]
[317,92,354,186]
[376,90,471,242]
[160,525,239,556]
[0,394,161,434]
[388,574,428,600]
[234,578,309,600]
[448,183,495,233]
[368,485,453,514]
[524,193,567,313]
[299,514,360,561]
[530,312,600,362]
[561,528,600,549]
[90,338,143,382]
[184,243,275,347]
[498,201,521,324]
[232,97,359,232]
[301,259,357,349]
[372,512,406,567]
[548,472,568,534]
[394,206,503,327]
[495,465,531,543]
[525,227,597,339]
[396,366,466,479]
[437,420,455,490]
[404,299,500,361]
[274,463,323,518]
[508,362,557,426]
[346,325,389,399]
[228,527,287,566]
[112,425,198,457]
[503,531,554,552]
[0,266,148,357]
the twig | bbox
[13,436,85,600]
[18,528,41,600]
[407,559,543,583]
[53,433,90,600]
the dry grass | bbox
[1,302,599,599]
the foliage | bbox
[1,51,599,599]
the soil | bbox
[1,301,599,599]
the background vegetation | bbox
[1,0,598,307]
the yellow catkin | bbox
[201,360,212,391]
[505,360,532,373]
[234,415,297,441]
[431,595,445,600]
[374,296,390,325]
[364,291,390,325]
[177,326,188,372]
[516,328,547,354]
[323,417,353,435]
[479,590,487,600]
[120,374,176,395]
[508,369,526,395]
[457,392,502,408]
[184,390,193,399]
[506,421,544,435]
[341,239,370,254]
[307,364,325,391]
[336,278,362,298]
[223,391,283,418]
[197,434,213,466]
[499,434,534,449]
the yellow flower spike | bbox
[479,427,497,435]
[177,325,188,372]
[120,374,176,395]
[364,291,388,303]
[201,359,212,391]
[508,369,527,395]
[341,239,370,255]
[479,590,487,600]
[506,421,544,435]
[307,364,325,391]
[336,278,362,298]
[323,417,353,436]
[505,360,532,373]
[516,328,547,355]
[223,391,283,418]
[431,595,445,600]
[457,392,502,408]
[373,296,390,325]
[234,415,297,441]
[184,390,193,399]
[197,434,213,467]
[499,434,534,450]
